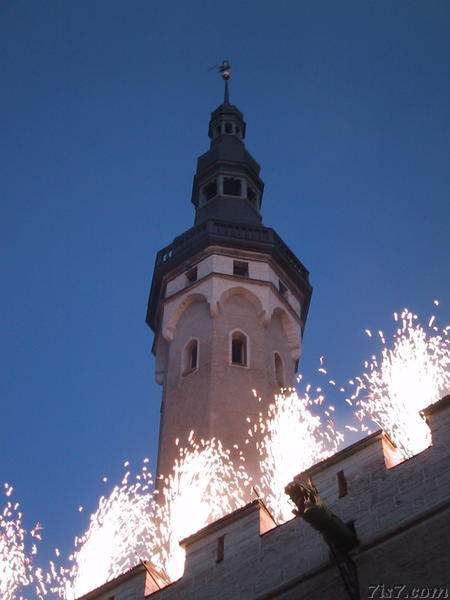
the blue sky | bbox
[1,0,449,591]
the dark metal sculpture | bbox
[208,60,231,102]
[285,479,360,600]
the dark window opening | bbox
[223,177,241,196]
[337,470,348,497]
[183,339,198,374]
[236,127,241,136]
[231,333,247,366]
[247,186,257,206]
[186,267,197,284]
[203,179,217,202]
[215,126,221,137]
[274,353,284,387]
[224,122,233,134]
[278,280,287,296]
[216,535,225,563]
[233,260,249,277]
[189,343,198,370]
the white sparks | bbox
[354,308,449,459]
[255,391,343,523]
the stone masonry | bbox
[78,395,449,600]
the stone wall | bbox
[149,396,450,599]
[80,397,449,600]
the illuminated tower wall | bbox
[146,93,312,483]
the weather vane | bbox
[208,60,231,103]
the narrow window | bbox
[231,332,247,366]
[216,535,225,563]
[215,126,221,137]
[233,260,249,277]
[189,342,198,370]
[183,339,198,374]
[223,177,242,196]
[203,179,217,202]
[186,266,197,284]
[224,122,233,134]
[278,280,287,296]
[274,352,284,387]
[337,470,347,498]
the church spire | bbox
[224,77,230,104]
[191,63,264,226]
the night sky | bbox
[1,0,449,594]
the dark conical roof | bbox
[208,102,245,138]
[191,99,264,226]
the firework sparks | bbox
[0,483,44,600]
[42,438,249,597]
[5,305,448,599]
[353,308,449,459]
[255,391,344,523]
[152,437,249,582]
[63,473,157,599]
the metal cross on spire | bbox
[208,60,231,104]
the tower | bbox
[146,74,312,484]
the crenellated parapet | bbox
[81,396,449,600]
[156,395,449,599]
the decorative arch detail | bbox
[219,286,268,325]
[271,306,301,360]
[163,293,208,341]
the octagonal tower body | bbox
[146,96,312,485]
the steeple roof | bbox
[145,79,312,335]
[191,84,264,226]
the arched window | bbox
[183,339,198,375]
[274,352,284,387]
[230,331,248,366]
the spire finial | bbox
[223,77,230,104]
[219,60,231,104]
[209,60,231,104]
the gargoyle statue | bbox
[285,479,358,553]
